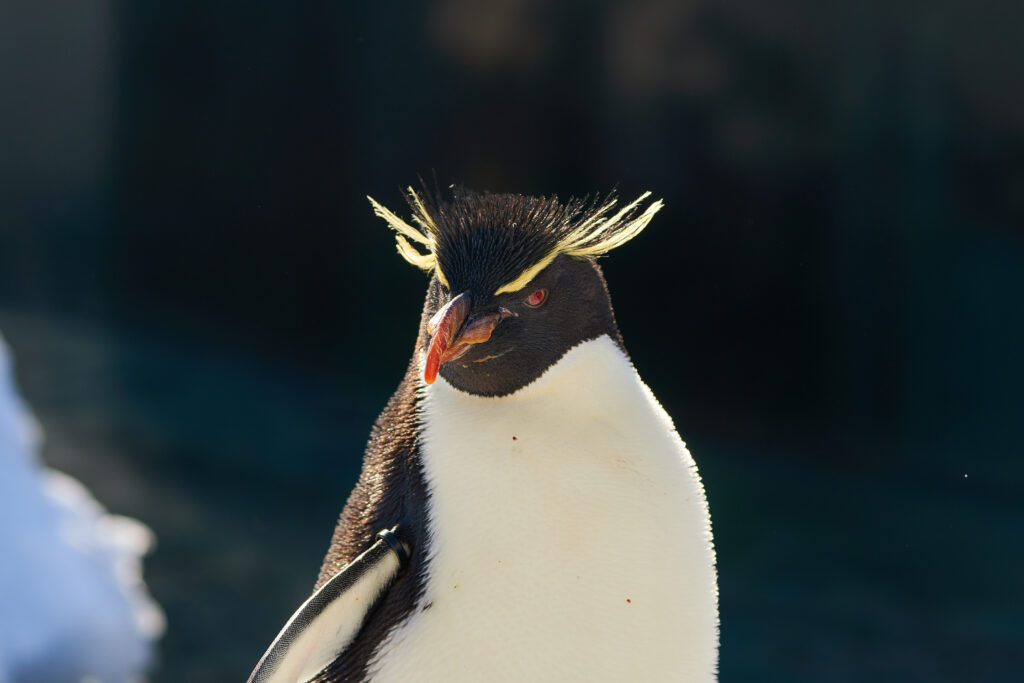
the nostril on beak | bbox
[457,309,509,345]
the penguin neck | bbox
[367,334,719,681]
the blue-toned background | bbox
[1,1,1021,680]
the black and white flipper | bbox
[247,528,409,683]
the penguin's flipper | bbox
[247,527,410,683]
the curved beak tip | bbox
[423,293,512,384]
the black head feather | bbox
[371,184,663,297]
[414,188,595,295]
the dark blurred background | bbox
[1,1,1022,680]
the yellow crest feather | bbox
[493,191,663,294]
[406,187,438,236]
[394,234,435,270]
[493,251,561,295]
[369,194,449,288]
[368,195,432,246]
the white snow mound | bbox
[0,333,165,683]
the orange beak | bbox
[424,291,515,384]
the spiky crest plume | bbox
[367,185,663,295]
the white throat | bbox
[368,335,718,681]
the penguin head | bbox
[369,185,663,396]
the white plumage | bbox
[367,335,718,682]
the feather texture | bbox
[367,187,663,296]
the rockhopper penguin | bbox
[249,187,719,682]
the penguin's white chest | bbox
[368,335,718,682]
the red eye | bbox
[526,288,547,307]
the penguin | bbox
[248,186,719,682]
